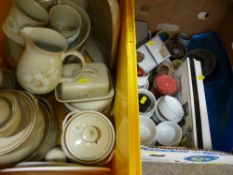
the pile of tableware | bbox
[137,31,191,147]
[2,0,91,87]
[139,92,184,147]
[0,0,116,167]
[0,90,57,165]
[26,97,58,161]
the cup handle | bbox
[60,50,85,83]
[62,112,77,129]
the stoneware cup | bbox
[49,4,82,46]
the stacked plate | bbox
[0,90,57,165]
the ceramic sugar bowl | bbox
[61,111,115,165]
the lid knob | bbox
[81,126,99,143]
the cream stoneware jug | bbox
[16,27,85,95]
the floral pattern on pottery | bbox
[16,27,85,95]
[23,70,59,93]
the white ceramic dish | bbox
[64,97,113,114]
[156,121,183,146]
[45,147,67,162]
[140,116,156,146]
[157,96,184,123]
[154,96,184,123]
[61,85,114,114]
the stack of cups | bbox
[139,92,184,147]
[153,95,184,146]
[138,89,157,146]
[153,95,184,123]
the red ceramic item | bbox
[154,74,179,96]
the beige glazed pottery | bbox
[25,97,58,161]
[58,63,110,100]
[16,27,85,95]
[58,0,91,50]
[2,0,48,45]
[0,90,45,165]
[61,111,115,165]
[0,92,21,137]
[49,4,82,46]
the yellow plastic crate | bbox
[0,0,141,175]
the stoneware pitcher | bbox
[16,27,85,95]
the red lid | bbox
[154,74,179,96]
